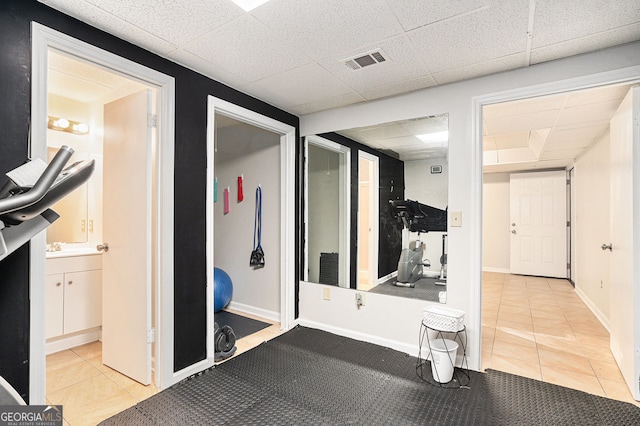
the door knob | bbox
[601,243,612,251]
[97,243,109,252]
[511,229,517,234]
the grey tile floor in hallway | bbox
[481,271,640,407]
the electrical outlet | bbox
[450,211,462,227]
[323,287,331,301]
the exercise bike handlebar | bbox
[0,145,74,216]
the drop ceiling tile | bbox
[555,100,620,127]
[341,122,412,143]
[251,0,404,61]
[531,0,640,48]
[399,116,448,135]
[184,14,311,82]
[48,69,113,103]
[406,0,529,73]
[564,84,632,107]
[483,136,497,151]
[291,92,366,116]
[539,148,583,160]
[40,0,177,54]
[387,0,491,31]
[491,131,530,150]
[377,135,422,149]
[358,75,437,101]
[167,48,250,89]
[433,53,527,85]
[81,0,242,46]
[544,137,594,151]
[318,36,432,93]
[545,124,608,145]
[530,24,640,64]
[49,51,127,90]
[252,63,354,107]
[484,110,559,135]
[483,93,565,119]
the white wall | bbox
[573,131,611,327]
[298,41,640,370]
[482,173,511,272]
[404,157,448,275]
[214,124,281,319]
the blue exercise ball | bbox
[214,267,233,313]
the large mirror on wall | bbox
[303,114,449,303]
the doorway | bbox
[30,23,176,404]
[357,151,379,291]
[477,79,640,402]
[206,96,296,362]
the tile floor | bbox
[46,309,283,425]
[481,271,640,407]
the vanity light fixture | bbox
[47,116,89,135]
[230,0,271,12]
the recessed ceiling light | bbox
[417,131,449,145]
[231,0,271,12]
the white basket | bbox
[423,306,465,332]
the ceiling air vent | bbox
[343,49,387,71]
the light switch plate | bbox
[450,211,462,227]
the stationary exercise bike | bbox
[0,145,94,262]
[389,199,447,287]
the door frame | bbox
[206,96,296,366]
[357,150,379,289]
[471,65,640,372]
[303,135,351,287]
[30,23,175,402]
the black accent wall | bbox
[317,133,404,287]
[0,0,299,401]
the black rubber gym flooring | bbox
[101,326,640,425]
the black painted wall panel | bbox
[0,0,299,397]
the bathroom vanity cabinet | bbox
[46,253,102,341]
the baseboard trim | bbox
[226,301,280,323]
[574,286,610,332]
[297,318,418,357]
[377,271,397,285]
[46,328,101,355]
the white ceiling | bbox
[42,0,639,171]
[482,83,633,173]
[39,0,640,117]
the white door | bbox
[510,170,567,278]
[101,90,153,385]
[609,86,640,401]
[357,151,379,291]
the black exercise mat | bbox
[215,310,270,340]
[101,326,640,426]
[369,276,444,302]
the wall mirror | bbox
[304,136,351,287]
[303,114,449,303]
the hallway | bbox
[481,272,639,406]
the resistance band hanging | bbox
[250,186,265,267]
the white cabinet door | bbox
[45,274,64,339]
[63,270,102,335]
